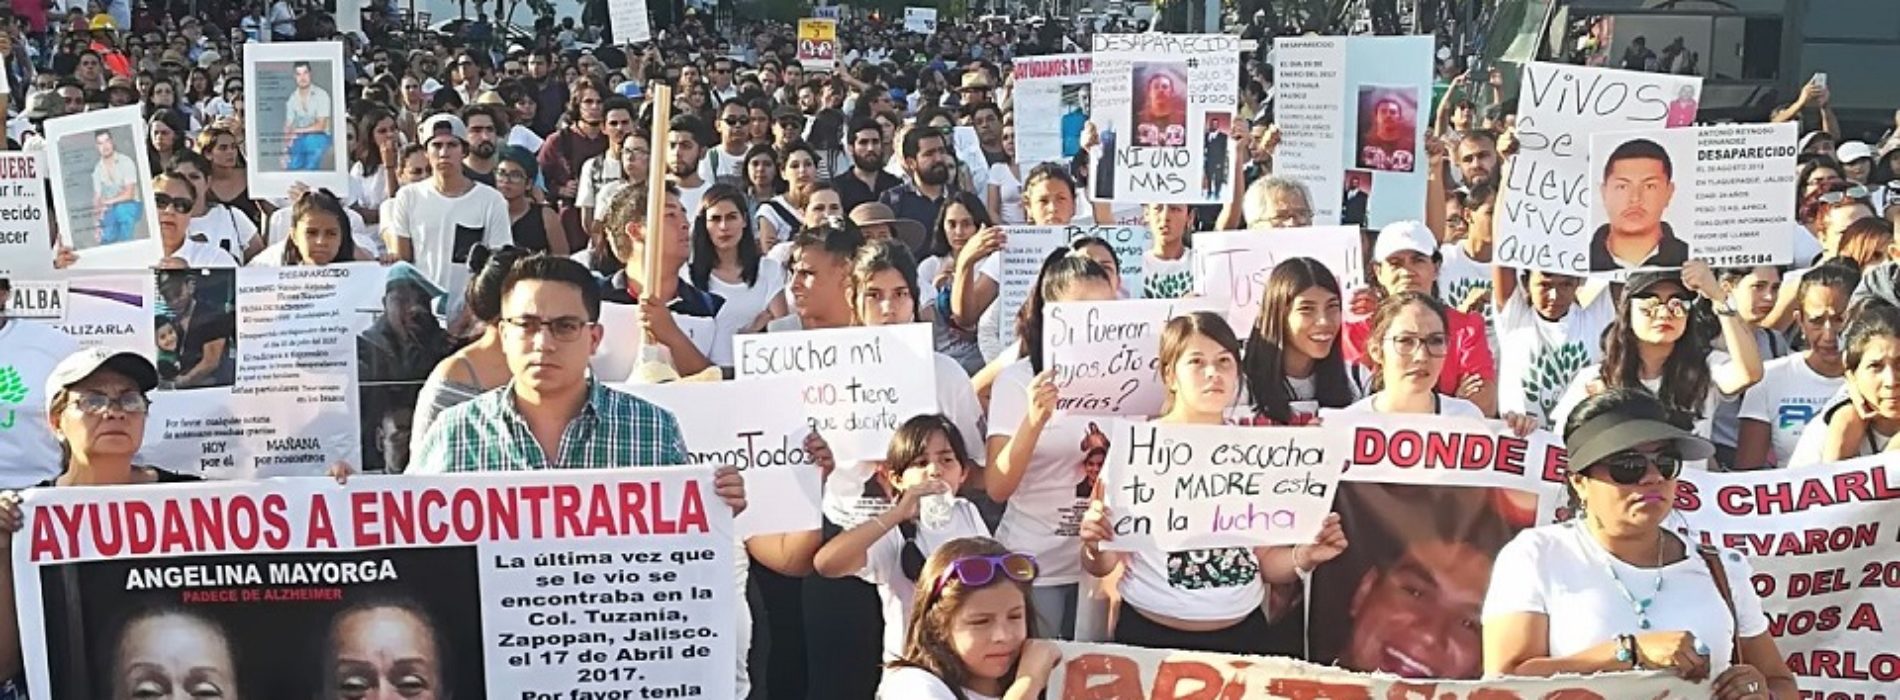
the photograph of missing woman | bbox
[245,42,349,195]
[1355,86,1420,172]
[35,547,484,697]
[1076,422,1111,498]
[44,106,156,266]
[1306,483,1537,681]
[154,268,238,391]
[1131,62,1189,147]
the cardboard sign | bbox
[1088,34,1241,204]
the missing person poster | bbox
[733,323,937,464]
[1305,412,1565,680]
[0,151,50,278]
[1273,36,1434,228]
[1099,421,1348,552]
[1088,34,1240,204]
[903,6,937,33]
[1498,62,1701,275]
[796,19,839,70]
[1011,54,1093,170]
[244,42,349,196]
[135,264,390,478]
[1192,227,1366,333]
[1584,122,1797,272]
[1042,298,1219,416]
[1676,458,1900,698]
[992,224,1153,350]
[44,105,159,270]
[1049,641,1704,697]
[11,467,738,699]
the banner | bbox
[1273,36,1434,228]
[1043,298,1219,416]
[1308,411,1566,680]
[1499,62,1701,275]
[620,376,821,537]
[993,224,1150,350]
[608,0,652,44]
[1191,227,1366,332]
[1011,54,1093,169]
[903,6,937,33]
[12,468,738,698]
[796,19,839,70]
[1048,641,1705,698]
[45,105,159,270]
[1088,34,1240,204]
[733,323,936,464]
[1099,421,1347,552]
[1584,122,1796,271]
[1677,459,1900,697]
[244,42,349,197]
[0,152,49,278]
[812,5,840,20]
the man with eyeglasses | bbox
[577,97,637,240]
[1344,221,1499,415]
[0,277,83,487]
[700,99,752,183]
[386,114,514,306]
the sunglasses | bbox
[929,553,1038,600]
[1819,185,1871,203]
[1631,293,1694,318]
[1589,449,1683,485]
[153,193,193,213]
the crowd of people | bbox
[0,0,1887,698]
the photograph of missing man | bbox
[1131,62,1189,148]
[1355,86,1419,173]
[256,60,338,172]
[1591,137,1688,272]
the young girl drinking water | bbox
[815,415,994,663]
[878,537,1063,700]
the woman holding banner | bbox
[1078,312,1348,653]
[1342,292,1536,435]
[1482,389,1797,700]
[1242,258,1359,426]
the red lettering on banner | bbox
[304,494,337,548]
[1151,659,1242,699]
[1719,524,1879,557]
[1849,602,1884,632]
[1542,444,1568,482]
[1791,649,1900,681]
[29,495,291,562]
[1061,652,1144,698]
[1349,428,1528,474]
[1716,466,1900,516]
[1769,606,1842,636]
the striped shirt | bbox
[409,379,689,473]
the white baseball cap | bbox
[44,348,157,414]
[1837,140,1875,164]
[1372,221,1439,261]
[419,113,468,143]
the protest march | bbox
[4,0,1900,698]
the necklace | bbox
[1582,520,1667,630]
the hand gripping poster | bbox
[11,467,738,698]
[1088,34,1240,204]
[1273,36,1433,228]
[1676,458,1900,697]
[1305,411,1567,680]
[43,105,160,270]
[244,41,350,196]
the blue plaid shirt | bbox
[409,379,689,473]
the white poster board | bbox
[1010,54,1093,169]
[609,0,653,44]
[1584,122,1796,271]
[620,376,822,537]
[0,152,50,278]
[243,42,350,197]
[1192,227,1366,332]
[904,7,938,33]
[44,105,159,270]
[1043,298,1219,416]
[1100,420,1348,552]
[732,323,937,463]
[1273,36,1434,228]
[1088,34,1241,204]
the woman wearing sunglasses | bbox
[879,537,1062,700]
[1788,302,1900,466]
[1550,264,1764,454]
[153,171,239,270]
[1080,312,1348,653]
[1483,389,1797,700]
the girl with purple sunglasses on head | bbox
[877,536,1062,700]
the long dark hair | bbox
[1599,282,1713,423]
[1020,249,1114,373]
[881,414,977,581]
[927,190,991,260]
[282,190,357,265]
[466,244,530,324]
[351,106,396,175]
[1244,258,1355,422]
[689,184,763,290]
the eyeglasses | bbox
[1819,185,1871,204]
[153,193,193,213]
[722,117,748,126]
[1632,294,1694,318]
[1385,333,1449,358]
[929,553,1038,600]
[501,316,594,341]
[66,391,151,415]
[1589,449,1683,485]
[495,169,528,183]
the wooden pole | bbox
[642,84,672,307]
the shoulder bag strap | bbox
[1695,543,1743,665]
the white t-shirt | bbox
[1438,243,1492,324]
[1482,522,1768,677]
[1139,250,1193,299]
[1496,291,1613,430]
[190,204,260,254]
[577,155,625,213]
[387,181,514,303]
[0,320,80,487]
[1340,392,1485,417]
[1737,354,1842,467]
[701,263,787,367]
[877,666,1000,700]
[986,358,1098,586]
[858,498,991,660]
[349,162,391,212]
[165,239,241,269]
[987,162,1024,225]
[1785,388,1868,468]
[822,353,989,525]
[677,180,713,219]
[1118,545,1266,622]
[699,143,749,183]
[263,204,377,260]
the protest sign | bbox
[1099,421,1347,552]
[0,152,50,278]
[608,0,652,43]
[21,270,154,353]
[1088,34,1240,204]
[1498,62,1701,274]
[903,7,937,33]
[733,323,936,463]
[136,264,389,478]
[993,225,1152,350]
[1584,122,1796,271]
[1273,36,1434,228]
[44,105,159,270]
[1011,54,1093,169]
[12,467,737,698]
[812,5,840,20]
[1308,411,1566,679]
[1677,459,1900,697]
[621,376,821,537]
[1048,641,1705,698]
[1191,227,1365,332]
[1042,298,1219,416]
[244,42,349,196]
[333,0,360,34]
[797,19,839,70]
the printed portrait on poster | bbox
[1131,62,1189,147]
[44,105,159,269]
[154,268,238,391]
[1343,169,1374,226]
[1590,137,1688,271]
[1355,85,1419,172]
[1061,84,1092,158]
[1201,112,1232,201]
[245,41,350,195]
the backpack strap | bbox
[1695,542,1743,665]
